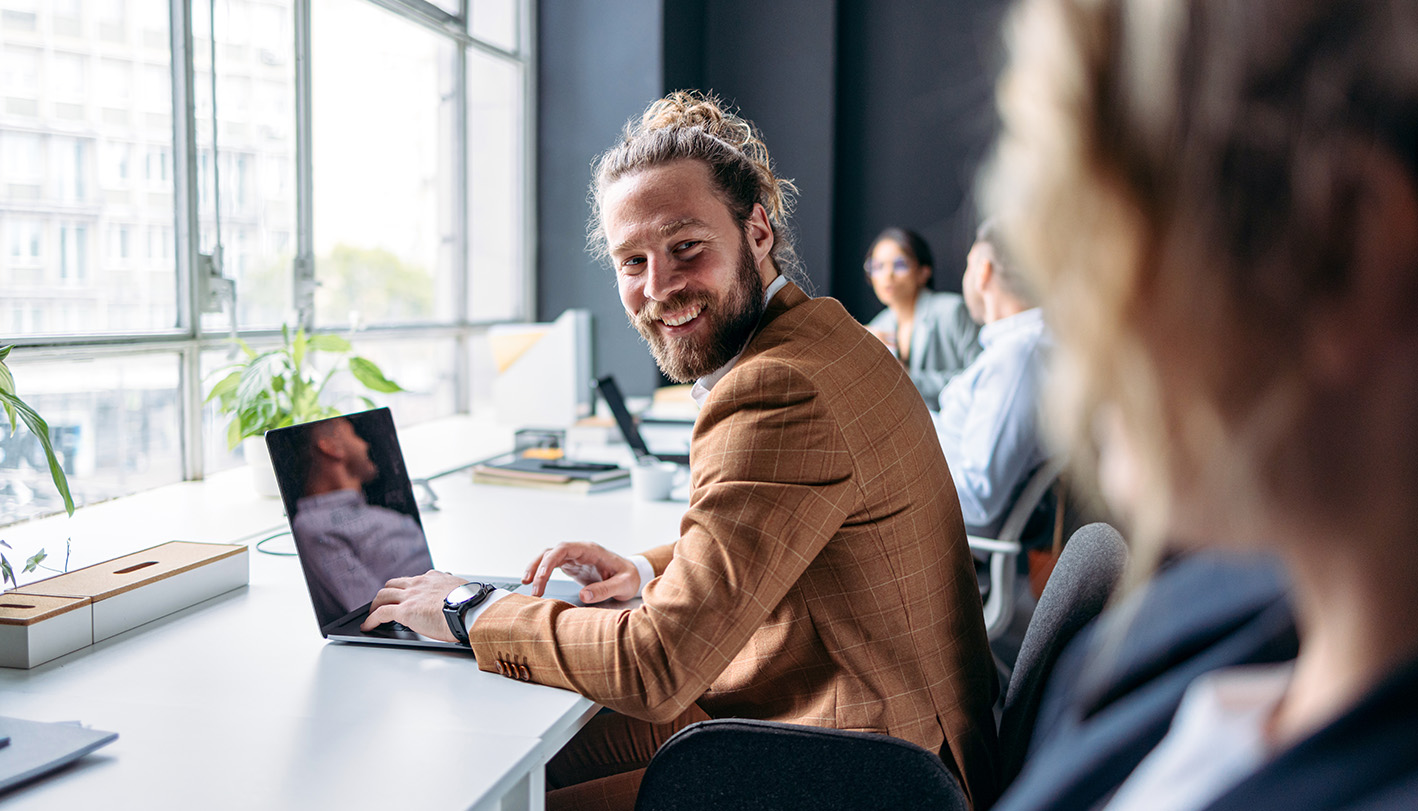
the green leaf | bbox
[290,386,319,421]
[293,328,307,370]
[0,345,11,362]
[234,352,289,412]
[204,370,243,404]
[307,333,351,353]
[0,356,14,397]
[226,416,244,451]
[348,357,405,393]
[1,554,13,590]
[0,353,16,432]
[23,549,46,574]
[238,401,278,438]
[0,391,74,516]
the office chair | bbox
[968,458,1067,641]
[634,718,969,811]
[997,522,1128,785]
[633,523,1127,810]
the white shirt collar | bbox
[691,273,790,407]
[979,306,1044,349]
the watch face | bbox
[445,583,479,607]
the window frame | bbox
[3,0,536,488]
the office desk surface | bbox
[0,415,688,809]
[0,692,545,811]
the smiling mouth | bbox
[660,303,703,327]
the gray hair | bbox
[974,218,1036,306]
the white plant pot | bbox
[242,436,281,498]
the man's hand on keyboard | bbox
[361,569,465,641]
[524,541,640,604]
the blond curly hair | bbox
[984,0,1418,564]
[588,91,804,285]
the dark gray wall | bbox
[833,0,1008,320]
[536,0,666,396]
[537,0,1007,395]
[697,0,837,296]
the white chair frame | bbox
[967,458,1066,641]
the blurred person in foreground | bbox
[864,227,982,405]
[986,1,1418,809]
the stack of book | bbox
[472,453,630,494]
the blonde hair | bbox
[588,91,804,285]
[983,0,1418,575]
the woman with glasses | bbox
[863,227,982,407]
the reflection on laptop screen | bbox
[266,408,434,630]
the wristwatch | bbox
[442,581,495,645]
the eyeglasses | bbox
[864,258,914,278]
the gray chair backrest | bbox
[997,522,1128,784]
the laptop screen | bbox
[595,375,653,459]
[265,408,435,630]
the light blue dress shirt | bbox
[933,307,1051,535]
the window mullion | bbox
[520,0,537,322]
[294,0,316,331]
[172,0,206,480]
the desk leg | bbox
[497,762,545,811]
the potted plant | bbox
[205,325,405,495]
[0,345,75,590]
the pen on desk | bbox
[540,461,621,472]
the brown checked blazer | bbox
[469,282,1000,807]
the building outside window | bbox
[1,0,534,526]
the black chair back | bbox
[635,718,969,811]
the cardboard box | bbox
[0,593,93,669]
[16,541,248,643]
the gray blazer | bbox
[867,289,982,407]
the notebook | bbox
[265,407,595,651]
[472,452,630,494]
[595,376,691,466]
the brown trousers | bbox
[546,704,712,811]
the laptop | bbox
[594,376,691,466]
[265,407,590,651]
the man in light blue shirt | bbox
[934,221,1051,536]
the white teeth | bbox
[661,304,702,327]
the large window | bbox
[0,0,534,525]
[311,0,457,327]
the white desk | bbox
[0,416,688,810]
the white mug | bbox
[630,461,680,501]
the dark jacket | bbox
[997,553,1418,811]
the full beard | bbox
[631,237,766,384]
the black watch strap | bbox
[442,582,494,645]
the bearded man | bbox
[364,92,999,811]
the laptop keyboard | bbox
[366,621,417,638]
